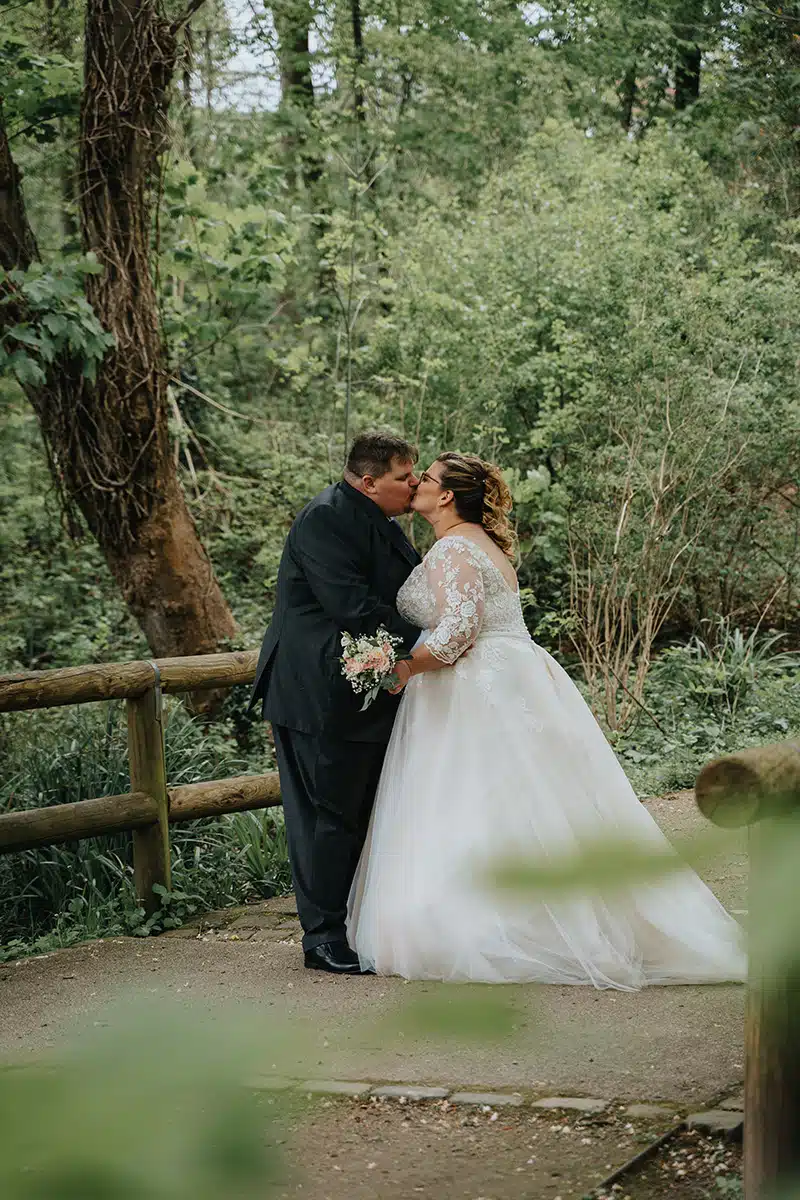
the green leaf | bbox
[9,351,45,386]
[80,252,105,276]
[6,325,40,348]
[41,313,69,337]
[36,333,56,363]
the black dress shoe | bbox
[304,941,373,975]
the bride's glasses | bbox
[419,471,443,487]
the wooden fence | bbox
[696,740,800,1200]
[0,652,279,914]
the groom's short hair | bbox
[346,431,418,479]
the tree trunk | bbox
[0,105,40,268]
[58,142,80,245]
[42,0,81,244]
[618,63,637,131]
[350,0,366,124]
[273,0,330,305]
[273,0,321,190]
[673,4,702,110]
[0,0,237,660]
[674,43,701,109]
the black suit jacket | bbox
[248,481,422,742]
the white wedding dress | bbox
[347,535,746,989]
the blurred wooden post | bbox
[744,820,800,1199]
[696,741,800,1200]
[128,666,171,915]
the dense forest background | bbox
[1,0,799,951]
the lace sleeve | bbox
[424,538,486,664]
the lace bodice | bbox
[397,535,530,664]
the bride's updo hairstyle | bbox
[435,452,517,561]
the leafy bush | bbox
[361,122,800,674]
[649,621,798,720]
[0,258,115,387]
[613,627,800,797]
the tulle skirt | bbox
[347,633,747,989]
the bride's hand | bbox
[388,659,413,694]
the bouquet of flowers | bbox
[340,626,409,710]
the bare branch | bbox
[171,0,208,37]
[168,376,276,428]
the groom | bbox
[249,432,422,973]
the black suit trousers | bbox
[272,725,388,951]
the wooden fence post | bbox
[696,742,800,1200]
[743,819,800,1200]
[127,666,170,915]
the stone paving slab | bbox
[301,1080,372,1097]
[449,1092,524,1107]
[371,1085,450,1101]
[227,915,285,931]
[241,1078,749,1126]
[687,1109,745,1134]
[532,1096,608,1113]
[248,1076,297,1090]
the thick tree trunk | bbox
[0,0,237,659]
[0,105,40,268]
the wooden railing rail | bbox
[0,650,259,713]
[0,651,277,914]
[0,775,282,853]
[695,741,800,1200]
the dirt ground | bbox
[268,1095,741,1200]
[620,1127,741,1200]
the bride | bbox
[347,452,746,989]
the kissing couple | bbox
[249,432,745,989]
